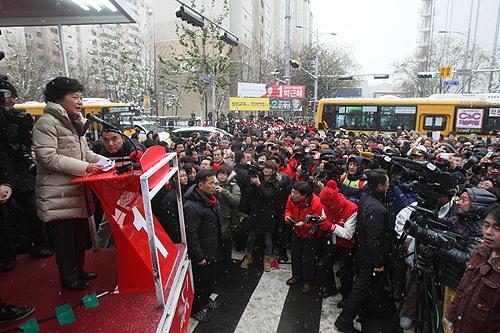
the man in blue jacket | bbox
[184,170,223,323]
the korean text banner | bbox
[238,83,306,99]
[230,97,270,111]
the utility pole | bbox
[284,0,291,84]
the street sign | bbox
[443,81,460,86]
[456,69,472,76]
[203,76,212,84]
[440,67,452,78]
[143,96,151,114]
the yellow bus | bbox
[315,94,500,137]
[15,98,135,138]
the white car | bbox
[133,121,170,142]
[171,126,231,139]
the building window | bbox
[260,29,263,37]
[92,40,97,46]
[261,0,264,7]
[244,14,247,20]
[50,27,58,34]
[68,35,72,39]
[261,15,263,23]
[36,31,42,38]
[25,32,33,40]
[37,44,43,49]
[91,30,96,36]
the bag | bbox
[229,211,249,234]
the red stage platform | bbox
[0,245,189,333]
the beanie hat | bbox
[0,80,18,98]
[320,180,340,207]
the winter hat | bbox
[0,80,18,98]
[465,188,497,214]
[320,180,340,207]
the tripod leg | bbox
[389,266,418,333]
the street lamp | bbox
[296,25,336,115]
[438,30,471,93]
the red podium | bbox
[73,146,193,332]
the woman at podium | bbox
[32,77,106,290]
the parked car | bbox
[171,126,230,140]
[134,121,170,141]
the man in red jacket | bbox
[318,181,358,309]
[285,181,325,294]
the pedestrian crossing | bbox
[186,251,413,333]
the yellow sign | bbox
[230,97,270,111]
[440,67,452,78]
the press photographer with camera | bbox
[317,181,358,307]
[335,169,391,333]
[240,160,281,272]
[284,181,325,294]
[0,80,53,272]
[444,203,500,333]
[440,187,497,333]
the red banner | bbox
[261,85,305,99]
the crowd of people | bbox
[1,76,500,333]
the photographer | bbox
[284,181,325,294]
[0,80,53,272]
[444,203,500,333]
[335,169,391,333]
[240,160,281,273]
[318,181,358,308]
[440,188,497,333]
[339,156,368,205]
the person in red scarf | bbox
[317,181,358,309]
[184,170,223,323]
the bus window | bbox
[423,115,447,131]
[337,105,376,129]
[487,107,500,133]
[380,106,416,131]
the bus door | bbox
[419,113,450,136]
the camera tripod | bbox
[389,239,442,333]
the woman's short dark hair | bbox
[183,163,197,175]
[44,77,85,103]
[264,160,278,172]
[368,169,388,189]
[216,164,232,176]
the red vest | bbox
[324,196,358,248]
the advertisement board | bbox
[455,108,484,129]
[238,83,305,99]
[230,97,270,111]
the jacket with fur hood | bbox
[441,188,497,290]
[33,102,104,222]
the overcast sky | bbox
[309,0,420,77]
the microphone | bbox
[85,113,117,130]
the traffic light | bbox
[374,74,390,79]
[338,75,353,80]
[175,6,204,28]
[290,59,300,69]
[220,32,238,46]
[417,72,438,78]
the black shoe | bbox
[286,277,300,286]
[302,284,313,294]
[319,287,339,298]
[29,247,54,258]
[1,258,15,273]
[62,280,90,290]
[334,320,361,333]
[278,255,289,263]
[337,298,347,308]
[78,272,98,281]
[0,305,35,324]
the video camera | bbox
[320,149,345,174]
[246,163,264,178]
[403,206,461,252]
[294,148,314,180]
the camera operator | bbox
[240,160,281,272]
[444,203,500,333]
[440,188,497,333]
[317,181,358,308]
[284,181,325,294]
[0,80,53,272]
[339,156,368,205]
[395,187,457,330]
[335,169,391,333]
